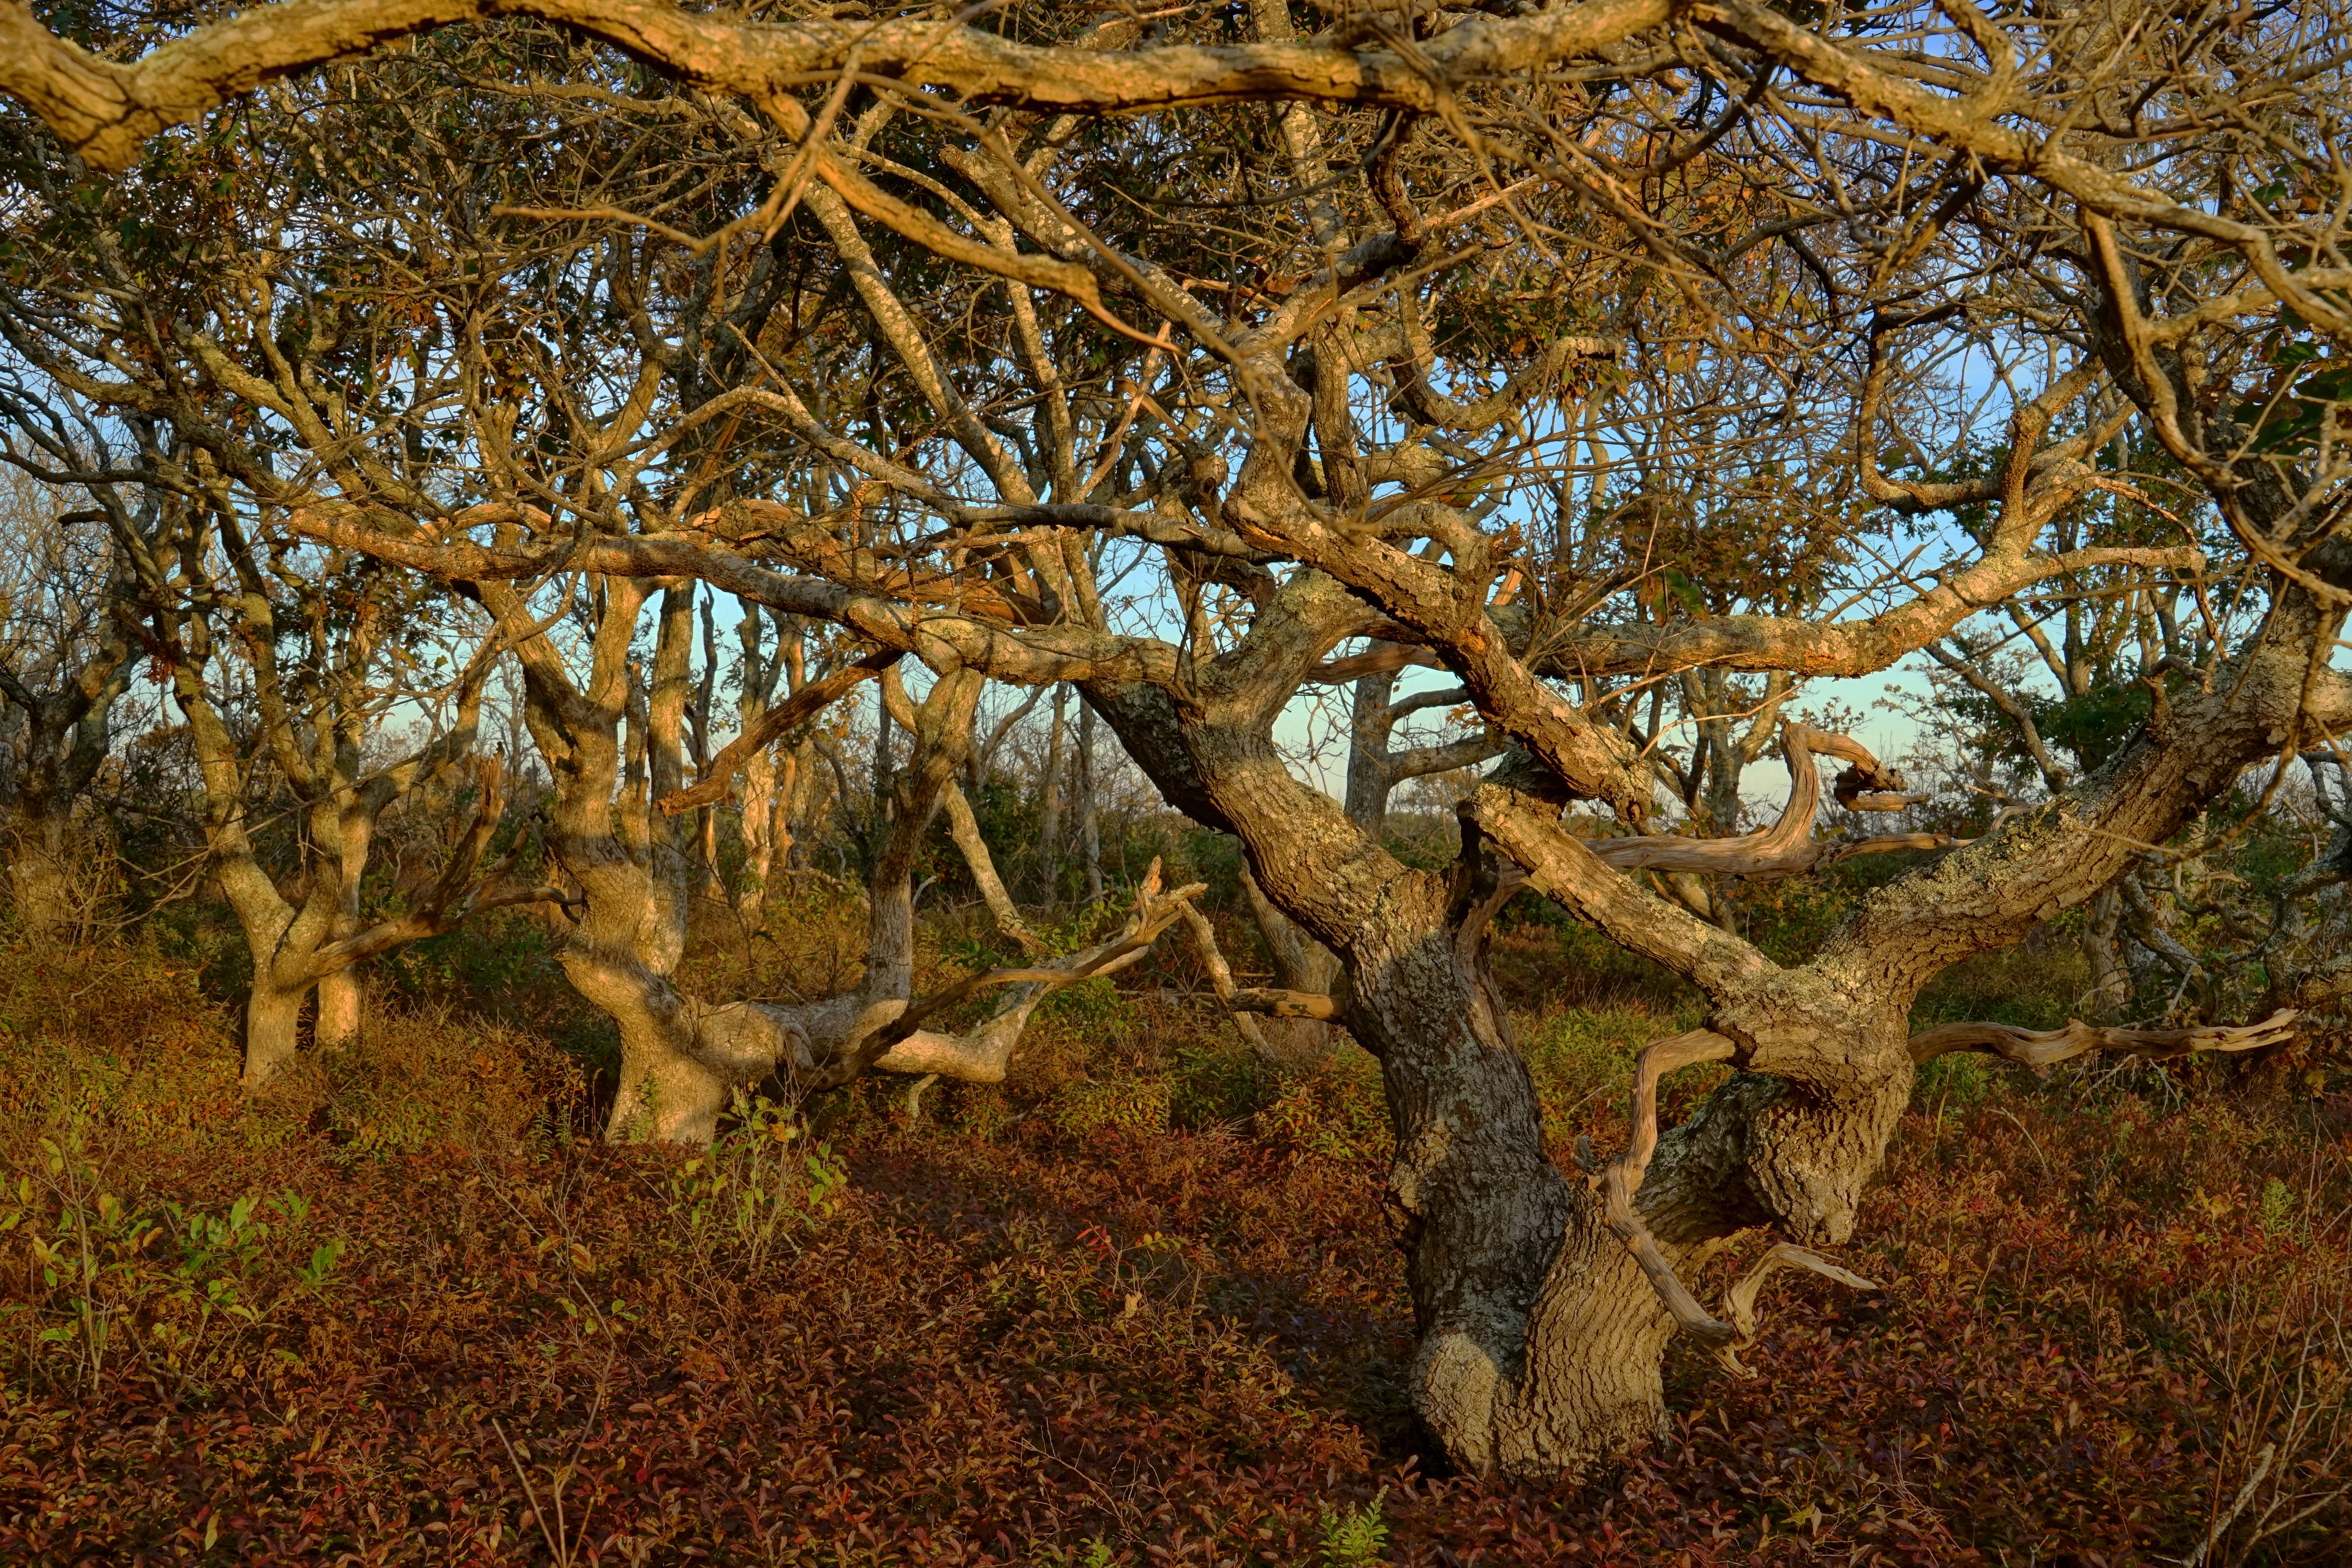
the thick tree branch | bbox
[1,0,1675,173]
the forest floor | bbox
[1,902,2348,1566]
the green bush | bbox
[1168,1046,1273,1129]
[1319,1487,1390,1567]
[668,1093,849,1270]
[1048,1076,1171,1139]
[1915,1051,1999,1108]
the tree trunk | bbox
[243,978,308,1089]
[2085,884,2130,1013]
[314,812,372,1050]
[1076,699,1103,905]
[1240,867,1344,1069]
[1038,684,1065,907]
[1362,901,1915,1474]
[1083,658,1921,1481]
[1343,664,1400,843]
[314,965,363,1050]
[738,742,782,913]
[6,801,79,944]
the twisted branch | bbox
[1587,723,1942,880]
[1589,1003,2299,1366]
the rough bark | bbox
[5,795,88,944]
[243,974,309,1091]
[0,0,1680,174]
[2085,884,2130,1014]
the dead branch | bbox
[939,781,1049,957]
[1573,1028,1743,1344]
[1174,901,1273,1055]
[1574,1026,1878,1371]
[853,856,1205,1080]
[1585,723,1935,881]
[1228,987,1344,1020]
[1907,1009,2298,1068]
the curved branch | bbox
[1585,722,1924,880]
[1574,1028,1742,1344]
[1574,1027,1879,1371]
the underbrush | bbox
[0,933,2347,1564]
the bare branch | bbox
[1585,723,1931,880]
[938,780,1048,957]
[1174,900,1273,1055]
[658,649,897,816]
[854,857,1205,1082]
[1907,1009,2298,1068]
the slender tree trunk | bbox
[1343,665,1400,843]
[314,812,371,1050]
[1239,868,1343,1068]
[2086,884,2130,1012]
[1038,684,1066,909]
[738,742,780,913]
[586,586,718,1140]
[1076,699,1102,906]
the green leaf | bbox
[1661,569,1707,614]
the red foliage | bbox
[3,1079,2346,1566]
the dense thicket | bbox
[0,0,2349,1550]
